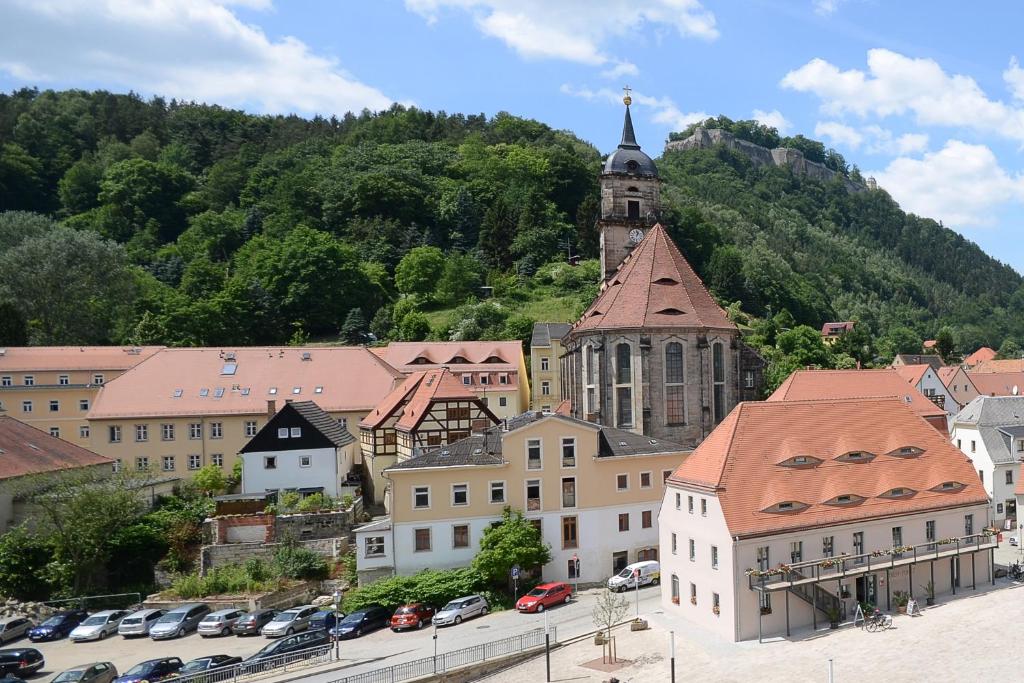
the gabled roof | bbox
[893,354,944,370]
[668,399,988,538]
[240,400,354,453]
[967,372,1024,397]
[970,359,1024,373]
[88,347,403,419]
[359,368,496,431]
[372,341,523,373]
[290,401,355,447]
[0,346,163,372]
[894,364,930,388]
[768,369,945,422]
[964,347,997,366]
[530,323,572,348]
[570,224,735,334]
[0,416,112,480]
[821,322,855,336]
[954,395,1024,427]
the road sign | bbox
[511,565,520,579]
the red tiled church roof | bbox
[571,224,735,334]
[668,398,988,539]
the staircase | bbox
[787,568,845,622]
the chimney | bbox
[267,399,276,418]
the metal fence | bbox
[174,643,334,683]
[328,626,555,683]
[43,592,143,612]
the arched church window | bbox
[583,345,599,419]
[665,342,686,425]
[615,343,633,428]
[712,342,726,424]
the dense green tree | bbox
[707,245,746,303]
[193,464,227,496]
[881,326,924,359]
[997,339,1022,360]
[478,196,516,269]
[395,246,445,297]
[776,325,833,368]
[934,326,957,363]
[58,154,103,213]
[398,310,430,341]
[339,308,368,344]
[0,301,28,346]
[435,253,483,306]
[471,508,551,587]
[98,158,193,241]
[0,210,56,251]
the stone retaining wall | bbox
[143,579,320,612]
[200,536,348,574]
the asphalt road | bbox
[11,586,661,682]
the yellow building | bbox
[371,341,529,420]
[86,347,403,478]
[530,323,570,411]
[354,411,687,584]
[0,346,163,447]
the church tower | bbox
[599,89,662,280]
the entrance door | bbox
[855,575,877,605]
[612,551,628,574]
[1007,498,1017,520]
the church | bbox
[554,93,764,448]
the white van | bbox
[607,560,660,592]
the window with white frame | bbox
[278,427,289,439]
[561,477,576,508]
[109,425,121,442]
[79,399,89,411]
[93,374,104,385]
[414,486,430,509]
[299,455,312,467]
[49,427,60,437]
[245,421,258,437]
[452,484,469,506]
[583,345,598,417]
[211,422,223,439]
[964,514,974,535]
[688,495,694,513]
[744,370,755,389]
[561,437,576,467]
[0,376,10,387]
[188,454,201,470]
[540,356,549,371]
[79,425,89,439]
[162,424,175,441]
[21,401,31,413]
[822,536,834,557]
[541,381,550,395]
[790,540,802,563]
[289,427,301,438]
[489,481,505,504]
[189,423,202,439]
[1008,469,1015,485]
[526,438,542,470]
[701,498,707,516]
[616,473,628,491]
[526,479,541,511]
[614,342,633,428]
[49,400,59,412]
[756,546,769,571]
[263,456,277,469]
[211,453,223,467]
[364,536,385,558]
[136,456,149,471]
[59,374,69,385]
[675,492,681,510]
[23,375,34,386]
[162,456,175,472]
[135,424,148,442]
[664,341,686,424]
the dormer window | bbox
[764,501,807,513]
[653,277,679,286]
[935,481,965,492]
[882,487,915,498]
[889,446,923,458]
[779,455,822,468]
[825,494,865,506]
[836,451,875,463]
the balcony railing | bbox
[747,531,998,592]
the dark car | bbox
[390,604,434,631]
[330,605,390,640]
[0,649,44,678]
[0,676,24,683]
[231,610,277,636]
[28,610,88,642]
[113,658,183,683]
[172,655,242,683]
[52,663,118,683]
[307,611,342,632]
[244,630,330,668]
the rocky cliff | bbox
[665,127,868,193]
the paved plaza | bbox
[484,574,1024,682]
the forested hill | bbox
[0,88,1021,362]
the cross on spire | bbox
[622,85,632,106]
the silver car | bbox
[69,611,128,642]
[149,604,211,640]
[0,616,33,643]
[432,595,489,627]
[261,605,318,638]
[117,609,165,637]
[197,609,246,637]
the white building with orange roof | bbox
[660,397,993,642]
[371,341,529,419]
[0,346,163,447]
[86,347,403,479]
[936,365,979,413]
[893,363,956,427]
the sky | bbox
[2,0,1024,270]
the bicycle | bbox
[864,609,893,632]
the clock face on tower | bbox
[628,228,645,244]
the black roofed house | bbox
[239,400,357,499]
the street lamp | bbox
[332,589,341,661]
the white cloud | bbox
[752,108,792,134]
[1004,57,1024,102]
[813,0,844,16]
[870,140,1024,227]
[560,83,709,132]
[0,0,394,116]
[406,0,717,74]
[815,121,863,148]
[814,121,929,155]
[601,61,639,80]
[782,49,1024,143]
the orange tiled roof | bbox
[967,371,1024,397]
[373,341,522,374]
[923,339,937,349]
[0,416,112,479]
[570,224,735,334]
[970,359,1024,374]
[668,398,988,538]
[964,347,997,366]
[88,347,403,419]
[768,369,945,421]
[0,346,163,372]
[359,368,493,431]
[821,322,855,336]
[894,364,930,387]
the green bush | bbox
[296,493,332,512]
[343,567,487,612]
[274,543,329,580]
[170,562,278,599]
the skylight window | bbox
[241,388,250,396]
[314,386,323,394]
[220,363,237,375]
[213,387,225,398]
[268,387,278,395]
[199,388,209,397]
[292,387,301,394]
[173,389,183,398]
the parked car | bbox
[607,560,660,592]
[307,611,342,632]
[516,583,573,613]
[197,610,246,638]
[52,663,118,683]
[113,658,183,683]
[150,604,211,640]
[245,630,330,665]
[174,655,242,681]
[329,605,389,640]
[432,596,488,627]
[0,648,44,677]
[390,604,434,631]
[231,610,277,636]
[0,619,32,645]
[70,611,128,642]
[28,609,88,642]
[261,606,318,638]
[118,609,166,638]
[0,676,24,683]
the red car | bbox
[515,583,573,613]
[389,603,435,631]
